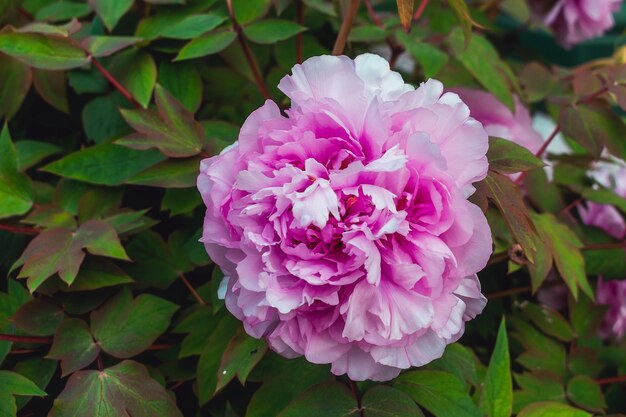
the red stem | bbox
[515,124,561,185]
[0,223,40,235]
[597,375,626,385]
[226,0,271,100]
[91,57,142,109]
[97,353,103,371]
[583,241,626,251]
[296,0,304,64]
[348,379,364,416]
[576,86,609,105]
[485,286,532,300]
[16,7,34,20]
[332,0,361,55]
[0,334,52,344]
[364,0,384,28]
[413,0,430,21]
[179,274,207,306]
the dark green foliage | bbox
[1,0,626,415]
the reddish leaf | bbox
[396,0,415,32]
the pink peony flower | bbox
[597,278,626,339]
[198,54,492,381]
[449,88,544,154]
[578,159,626,239]
[530,0,623,47]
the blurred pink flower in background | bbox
[597,278,626,339]
[579,159,626,239]
[530,0,623,47]
[450,88,544,153]
[198,54,492,381]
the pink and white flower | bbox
[198,54,492,381]
[597,278,626,339]
[530,0,623,47]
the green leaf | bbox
[447,0,476,45]
[487,137,545,174]
[396,32,448,78]
[480,319,512,417]
[82,36,142,58]
[0,33,88,70]
[35,1,92,22]
[521,303,574,342]
[349,26,388,42]
[14,220,129,291]
[118,85,204,157]
[65,259,134,292]
[479,171,537,263]
[361,386,424,417]
[197,314,239,403]
[91,0,134,30]
[246,354,332,417]
[277,382,358,417]
[0,125,34,219]
[162,188,202,215]
[448,28,514,110]
[12,358,57,410]
[513,373,565,413]
[109,49,157,108]
[0,371,47,396]
[244,19,306,44]
[82,92,133,144]
[126,157,201,188]
[125,231,179,289]
[394,370,482,417]
[216,329,267,391]
[0,54,31,120]
[174,306,219,358]
[11,298,64,336]
[531,213,593,300]
[160,13,227,39]
[427,344,481,387]
[559,107,604,159]
[566,375,606,413]
[47,318,100,376]
[509,317,567,376]
[91,288,178,358]
[232,0,271,24]
[517,401,591,417]
[202,120,240,152]
[49,360,183,417]
[42,144,165,186]
[175,30,237,61]
[15,140,62,171]
[32,69,69,113]
[158,61,203,113]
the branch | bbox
[596,375,626,385]
[485,286,532,300]
[332,0,361,55]
[413,0,430,21]
[226,0,271,99]
[583,241,626,251]
[364,0,383,28]
[0,223,40,235]
[90,57,142,109]
[515,124,560,185]
[296,0,304,64]
[0,334,52,344]
[179,273,207,306]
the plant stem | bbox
[348,378,364,416]
[583,241,626,251]
[0,223,40,235]
[364,0,383,28]
[296,0,304,64]
[226,0,271,99]
[179,273,207,306]
[485,286,532,300]
[0,334,53,344]
[90,57,142,109]
[413,0,430,21]
[332,0,361,55]
[515,124,560,185]
[596,375,626,385]
[576,85,609,105]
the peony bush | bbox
[2,0,626,416]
